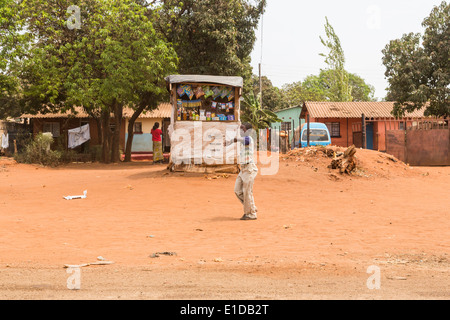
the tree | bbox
[382,1,449,117]
[319,17,352,102]
[280,17,374,105]
[241,91,282,130]
[0,0,24,119]
[3,0,177,163]
[149,0,266,90]
[348,72,376,102]
[281,70,375,105]
[249,74,289,111]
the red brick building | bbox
[300,101,426,151]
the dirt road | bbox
[0,149,449,300]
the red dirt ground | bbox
[0,147,449,300]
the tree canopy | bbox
[248,74,289,111]
[149,0,266,90]
[382,1,449,117]
[1,0,178,162]
[282,70,375,106]
[0,0,24,118]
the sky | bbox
[250,0,445,101]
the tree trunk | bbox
[124,104,146,162]
[95,117,102,146]
[110,101,123,163]
[101,108,111,164]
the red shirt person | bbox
[151,122,163,163]
[151,126,162,142]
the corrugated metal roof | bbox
[123,103,172,119]
[303,101,427,119]
[22,103,172,119]
[165,74,244,88]
[21,106,87,119]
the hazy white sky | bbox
[250,0,445,100]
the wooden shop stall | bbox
[165,75,243,173]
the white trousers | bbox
[234,163,258,216]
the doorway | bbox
[366,123,374,150]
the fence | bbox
[386,118,449,166]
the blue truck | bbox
[299,122,331,148]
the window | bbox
[325,122,340,137]
[43,122,60,137]
[301,129,330,142]
[133,122,143,133]
[281,122,291,131]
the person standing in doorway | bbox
[225,122,258,220]
[151,122,163,164]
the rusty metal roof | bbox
[22,103,172,119]
[303,101,427,119]
[21,106,87,119]
[123,103,172,119]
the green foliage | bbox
[319,17,352,102]
[248,75,289,111]
[0,0,24,118]
[348,73,376,102]
[277,16,372,106]
[282,70,375,105]
[14,133,62,167]
[87,145,102,162]
[152,0,266,89]
[382,1,449,117]
[8,0,178,113]
[241,91,282,129]
[2,0,178,162]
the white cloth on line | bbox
[1,133,9,149]
[68,124,90,149]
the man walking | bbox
[225,123,258,220]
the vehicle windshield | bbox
[301,129,330,142]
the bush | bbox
[14,133,62,167]
[88,145,102,162]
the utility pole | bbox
[259,63,262,108]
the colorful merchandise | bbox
[203,86,214,98]
[194,86,205,99]
[181,99,202,108]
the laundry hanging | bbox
[1,133,9,149]
[68,124,90,149]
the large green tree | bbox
[149,0,266,90]
[382,1,449,117]
[2,0,177,163]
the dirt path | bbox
[0,149,449,300]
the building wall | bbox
[375,120,416,151]
[272,107,303,146]
[310,117,361,148]
[301,107,424,151]
[124,118,165,152]
[31,118,100,146]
